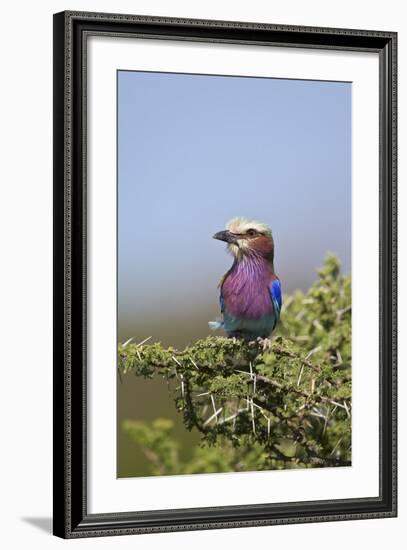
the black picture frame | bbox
[53,10,397,539]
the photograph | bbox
[117,70,352,478]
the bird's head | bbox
[213,217,274,262]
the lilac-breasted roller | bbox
[209,217,282,340]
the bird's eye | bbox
[246,229,256,237]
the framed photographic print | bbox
[53,11,397,538]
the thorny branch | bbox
[121,255,352,474]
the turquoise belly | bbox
[223,311,276,339]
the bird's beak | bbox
[212,230,237,243]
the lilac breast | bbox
[222,259,274,320]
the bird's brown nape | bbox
[250,234,274,259]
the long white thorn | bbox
[171,356,181,378]
[122,336,134,348]
[235,369,251,377]
[330,437,343,456]
[219,409,246,425]
[328,400,347,410]
[305,346,321,360]
[203,407,223,427]
[210,394,218,423]
[136,335,152,347]
[297,364,305,387]
[172,356,182,368]
[250,398,256,434]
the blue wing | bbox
[208,286,225,331]
[269,279,282,328]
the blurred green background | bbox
[118,306,219,477]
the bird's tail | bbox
[208,320,224,331]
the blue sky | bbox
[117,70,351,347]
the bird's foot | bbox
[255,337,273,351]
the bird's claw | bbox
[255,337,272,351]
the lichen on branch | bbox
[120,255,351,474]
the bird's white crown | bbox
[226,217,272,236]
